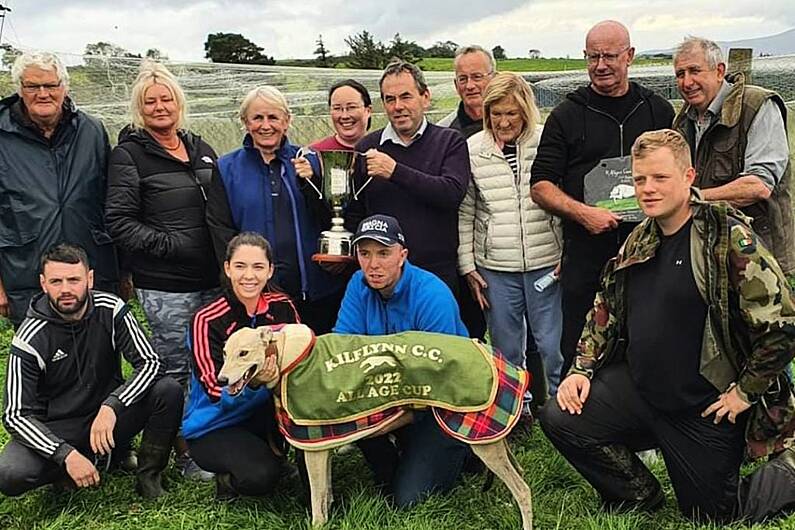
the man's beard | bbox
[49,291,89,316]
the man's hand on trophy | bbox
[292,156,314,179]
[365,149,396,179]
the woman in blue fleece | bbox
[182,232,299,498]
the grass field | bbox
[0,311,794,530]
[419,56,671,71]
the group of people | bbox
[0,16,794,525]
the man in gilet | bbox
[672,36,794,275]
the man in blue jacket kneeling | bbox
[334,214,469,507]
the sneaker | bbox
[176,454,215,482]
[113,448,138,473]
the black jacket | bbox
[530,82,674,289]
[0,95,118,318]
[2,291,163,464]
[106,127,220,291]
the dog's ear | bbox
[258,326,274,345]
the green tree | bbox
[344,30,387,69]
[492,45,506,60]
[1,43,20,70]
[145,48,168,61]
[314,34,330,67]
[83,41,140,68]
[426,40,459,58]
[387,33,425,64]
[204,33,275,65]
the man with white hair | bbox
[672,36,794,275]
[437,45,496,138]
[0,51,119,327]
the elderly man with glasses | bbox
[530,20,674,379]
[0,51,118,327]
[437,45,495,139]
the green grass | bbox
[1,314,794,530]
[419,57,671,72]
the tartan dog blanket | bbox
[275,329,529,450]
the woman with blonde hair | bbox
[458,72,564,421]
[106,60,221,479]
[206,85,346,336]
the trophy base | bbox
[314,228,354,264]
[311,253,356,264]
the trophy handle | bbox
[351,151,373,201]
[295,146,323,199]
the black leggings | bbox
[187,406,282,496]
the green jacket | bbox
[571,191,795,459]
[673,73,794,275]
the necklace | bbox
[161,137,181,151]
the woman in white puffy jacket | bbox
[458,72,564,398]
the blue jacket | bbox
[334,260,468,337]
[215,135,341,301]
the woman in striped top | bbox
[458,73,564,420]
[182,232,299,499]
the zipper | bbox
[513,147,529,269]
[584,99,645,158]
[280,163,309,300]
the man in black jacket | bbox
[0,244,182,498]
[530,20,674,377]
[0,51,118,327]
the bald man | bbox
[530,20,674,378]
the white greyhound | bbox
[218,324,533,530]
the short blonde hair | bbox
[631,129,692,171]
[238,86,291,126]
[482,72,541,144]
[129,61,187,130]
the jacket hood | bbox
[26,291,96,326]
[566,81,657,106]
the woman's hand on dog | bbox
[251,355,280,389]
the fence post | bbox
[727,48,753,84]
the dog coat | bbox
[274,328,529,450]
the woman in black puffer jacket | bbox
[105,60,220,481]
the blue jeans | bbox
[478,266,563,396]
[356,410,467,507]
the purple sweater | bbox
[348,123,470,286]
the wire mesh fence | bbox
[2,53,792,155]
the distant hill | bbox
[640,27,795,57]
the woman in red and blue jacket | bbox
[183,232,298,498]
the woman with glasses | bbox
[310,79,373,151]
[458,72,564,423]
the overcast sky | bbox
[2,0,794,61]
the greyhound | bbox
[218,324,533,530]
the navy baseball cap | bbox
[352,214,406,247]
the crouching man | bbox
[539,129,795,523]
[0,243,182,498]
[334,214,470,507]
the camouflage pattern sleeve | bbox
[570,258,621,379]
[728,222,795,399]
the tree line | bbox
[1,31,521,71]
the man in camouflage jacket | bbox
[539,129,795,523]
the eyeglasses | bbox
[456,72,493,85]
[21,82,63,94]
[584,47,630,65]
[330,104,364,114]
